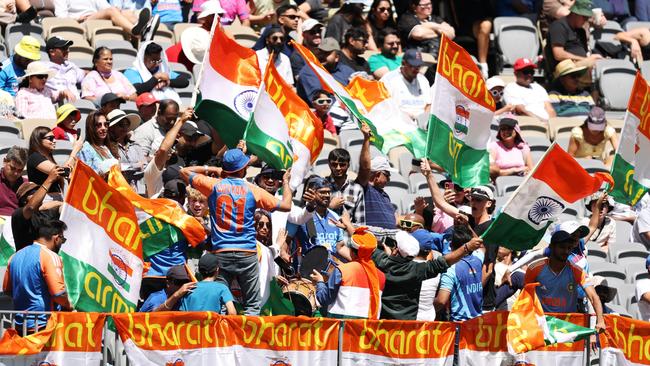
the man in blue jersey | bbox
[435,224,485,321]
[180,147,293,315]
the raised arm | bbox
[356,123,372,186]
[421,158,459,217]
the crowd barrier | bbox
[0,311,647,365]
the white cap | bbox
[485,76,505,90]
[550,221,589,243]
[395,231,420,258]
[301,18,324,33]
[470,185,495,201]
[198,0,225,19]
[370,156,397,172]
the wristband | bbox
[40,185,50,192]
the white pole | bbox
[190,18,219,107]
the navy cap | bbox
[410,228,434,252]
[403,49,424,67]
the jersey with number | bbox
[524,258,590,313]
[190,174,280,252]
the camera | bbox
[59,167,71,178]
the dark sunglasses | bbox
[257,221,271,228]
[329,161,348,167]
[314,98,332,105]
[270,36,285,42]
[521,68,535,76]
[281,14,299,20]
[377,7,390,12]
[34,74,48,79]
[42,135,55,141]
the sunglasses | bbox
[377,7,390,12]
[399,219,422,229]
[329,161,348,167]
[270,36,285,42]
[281,14,299,20]
[314,98,332,105]
[42,135,55,141]
[490,89,503,97]
[148,59,163,65]
[257,221,270,228]
[57,234,67,243]
[521,69,535,76]
[97,122,109,128]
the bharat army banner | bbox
[600,314,650,366]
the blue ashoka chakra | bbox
[528,196,565,225]
[233,90,257,116]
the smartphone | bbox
[60,167,71,178]
[384,237,397,249]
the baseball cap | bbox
[135,92,158,107]
[411,228,434,252]
[166,265,191,281]
[570,0,593,17]
[100,92,125,107]
[550,221,589,244]
[302,18,324,33]
[586,106,607,131]
[163,179,186,200]
[498,117,518,129]
[45,36,73,50]
[222,148,250,173]
[513,58,536,71]
[485,76,505,90]
[56,103,81,125]
[403,49,424,67]
[318,37,340,52]
[14,35,41,61]
[198,0,225,19]
[198,253,220,274]
[180,121,206,137]
[370,156,397,173]
[395,230,420,258]
[471,186,495,201]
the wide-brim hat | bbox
[181,27,210,64]
[19,61,55,81]
[570,0,593,17]
[222,148,250,173]
[553,59,588,80]
[56,103,81,125]
[107,109,141,132]
[14,35,41,61]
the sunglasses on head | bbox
[399,219,422,229]
[314,98,332,105]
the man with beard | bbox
[254,164,316,245]
[524,221,606,333]
[325,148,352,215]
[339,27,371,74]
[368,28,403,79]
[297,37,354,103]
[288,176,353,260]
[290,19,324,79]
[256,25,294,86]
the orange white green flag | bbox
[60,161,144,313]
[0,312,106,365]
[346,76,428,158]
[481,143,613,250]
[507,283,595,355]
[195,24,261,148]
[609,72,650,206]
[426,35,495,187]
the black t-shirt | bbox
[294,0,327,21]
[397,11,442,54]
[27,152,60,193]
[474,218,498,310]
[338,51,371,74]
[11,207,33,252]
[547,17,588,70]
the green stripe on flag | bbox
[426,116,489,188]
[382,129,428,159]
[107,263,131,292]
[61,252,137,313]
[609,154,649,206]
[195,98,248,148]
[481,212,550,250]
[246,113,293,170]
[0,235,14,267]
[140,217,181,259]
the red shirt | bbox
[52,125,78,141]
[166,43,196,74]
[0,168,26,216]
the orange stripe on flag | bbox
[532,144,614,203]
[625,72,650,140]
[507,282,546,354]
[209,25,260,87]
[345,76,390,111]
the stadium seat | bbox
[73,99,96,114]
[94,39,136,53]
[338,129,363,149]
[525,135,551,153]
[493,17,539,67]
[399,193,417,214]
[607,303,632,318]
[122,101,138,114]
[615,220,633,244]
[42,18,81,38]
[50,31,90,48]
[69,57,93,71]
[0,137,27,153]
[0,120,21,139]
[408,174,426,193]
[590,20,623,48]
[68,45,94,61]
[590,262,627,287]
[386,174,409,191]
[548,117,583,141]
[5,23,43,41]
[16,119,56,143]
[595,59,636,111]
[91,26,126,46]
[153,28,175,44]
[312,157,329,176]
[173,23,199,45]
[397,149,415,179]
[615,283,636,306]
[84,19,114,39]
[625,21,650,31]
[641,60,650,79]
[586,246,608,262]
[628,302,641,319]
[575,158,608,174]
[495,175,523,197]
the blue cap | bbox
[410,228,433,252]
[403,49,424,67]
[646,254,650,270]
[222,148,250,173]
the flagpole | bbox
[190,17,219,108]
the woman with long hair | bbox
[568,106,619,167]
[367,0,397,50]
[77,111,119,173]
[81,47,137,102]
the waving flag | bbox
[426,35,494,187]
[346,76,428,158]
[609,72,650,206]
[60,161,144,313]
[507,283,595,354]
[195,24,261,148]
[0,217,15,266]
[108,166,206,269]
[482,143,613,250]
[245,59,295,171]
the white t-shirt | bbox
[54,0,111,19]
[256,48,294,86]
[413,257,439,321]
[636,278,650,321]
[632,207,650,248]
[503,81,551,121]
[380,69,431,120]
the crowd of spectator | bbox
[0,0,649,342]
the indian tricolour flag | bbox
[482,143,613,250]
[426,35,494,187]
[195,24,261,148]
[245,60,294,171]
[0,217,15,266]
[60,161,144,313]
[609,72,650,206]
[107,166,205,274]
[507,283,595,355]
[346,76,428,158]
